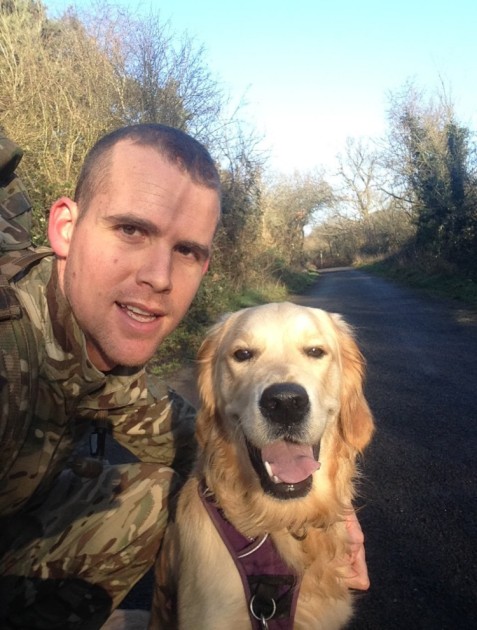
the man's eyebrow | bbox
[104,214,211,259]
[104,213,159,235]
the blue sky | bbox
[45,0,477,174]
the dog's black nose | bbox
[259,383,310,425]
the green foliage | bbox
[307,204,415,269]
[258,251,318,293]
[308,82,477,284]
[263,171,332,268]
[385,85,477,280]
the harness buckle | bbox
[250,594,276,628]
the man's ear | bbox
[201,258,211,275]
[48,197,79,257]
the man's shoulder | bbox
[0,246,53,283]
[146,373,170,401]
[0,250,43,492]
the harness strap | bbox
[199,483,301,629]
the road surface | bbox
[124,268,477,629]
[296,269,477,630]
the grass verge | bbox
[361,260,477,306]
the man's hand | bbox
[342,509,370,590]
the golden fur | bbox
[150,302,374,629]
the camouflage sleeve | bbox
[109,375,198,479]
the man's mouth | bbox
[118,303,161,323]
[246,438,321,500]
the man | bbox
[0,124,367,629]
[0,124,220,629]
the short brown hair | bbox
[74,124,221,213]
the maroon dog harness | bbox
[199,483,301,629]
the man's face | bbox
[56,141,220,371]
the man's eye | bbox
[120,225,140,237]
[176,244,204,262]
[177,245,194,257]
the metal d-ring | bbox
[249,594,277,627]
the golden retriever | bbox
[150,302,374,629]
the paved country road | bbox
[296,269,477,630]
[123,269,477,629]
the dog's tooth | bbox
[264,461,282,484]
[264,461,273,478]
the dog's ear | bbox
[195,313,232,447]
[331,314,375,453]
[196,326,220,417]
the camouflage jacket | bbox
[0,253,197,516]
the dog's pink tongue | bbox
[262,441,320,484]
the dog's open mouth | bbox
[246,439,321,500]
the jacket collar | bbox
[18,254,149,411]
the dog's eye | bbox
[233,348,254,362]
[305,346,326,359]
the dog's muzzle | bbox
[246,383,320,500]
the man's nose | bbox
[136,250,173,292]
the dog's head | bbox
[196,302,374,504]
